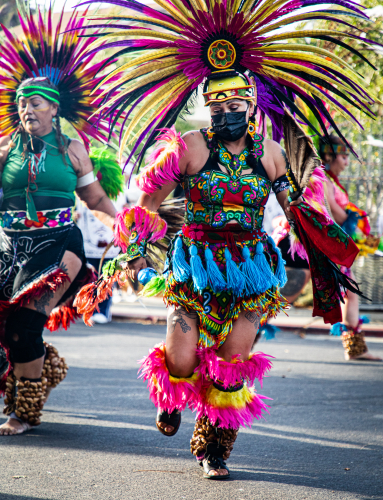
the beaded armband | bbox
[114,206,167,254]
[286,168,301,202]
[125,235,148,261]
[272,174,290,194]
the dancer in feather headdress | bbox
[76,0,379,478]
[317,136,381,361]
[0,6,122,436]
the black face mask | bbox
[211,111,248,142]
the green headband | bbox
[16,85,60,105]
[320,143,349,155]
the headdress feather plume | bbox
[78,0,380,165]
[0,6,120,149]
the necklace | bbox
[217,142,249,179]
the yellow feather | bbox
[262,65,357,124]
[258,11,353,35]
[187,0,203,15]
[249,0,289,27]
[265,29,365,43]
[261,44,365,85]
[93,49,179,93]
[262,59,351,93]
[241,0,264,16]
[169,373,200,384]
[195,0,208,13]
[162,0,195,20]
[152,0,193,27]
[124,77,191,149]
[262,52,370,95]
[86,30,179,54]
[87,13,182,33]
[91,64,181,117]
[119,74,187,156]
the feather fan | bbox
[282,108,321,201]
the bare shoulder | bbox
[0,135,12,148]
[183,130,205,149]
[68,138,88,158]
[67,139,92,175]
[264,138,283,156]
[178,130,209,175]
[260,139,287,182]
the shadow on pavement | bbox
[44,320,166,339]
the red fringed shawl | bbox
[290,202,359,324]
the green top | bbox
[1,129,77,221]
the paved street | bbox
[0,320,382,500]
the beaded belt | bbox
[0,207,73,231]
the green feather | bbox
[139,275,166,297]
[90,147,124,201]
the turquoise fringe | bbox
[172,236,191,282]
[253,241,279,294]
[205,246,226,292]
[360,315,370,325]
[189,243,207,292]
[225,247,245,296]
[241,245,264,296]
[330,322,347,336]
[267,236,287,288]
[260,323,280,340]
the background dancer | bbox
[319,136,381,361]
[76,0,378,480]
[0,8,120,435]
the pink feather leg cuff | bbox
[136,126,186,195]
[138,343,201,413]
[195,347,273,389]
[114,206,167,253]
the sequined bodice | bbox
[183,169,271,230]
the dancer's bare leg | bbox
[159,307,259,476]
[0,251,81,435]
[156,306,199,435]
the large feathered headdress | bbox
[81,0,379,163]
[0,6,118,149]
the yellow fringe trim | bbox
[205,384,255,410]
[169,373,200,384]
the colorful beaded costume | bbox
[0,5,120,406]
[76,0,379,468]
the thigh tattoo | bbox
[34,289,54,315]
[169,308,198,334]
[245,311,260,330]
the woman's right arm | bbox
[325,178,348,225]
[126,132,201,279]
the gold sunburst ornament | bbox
[208,40,236,70]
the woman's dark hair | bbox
[319,134,351,162]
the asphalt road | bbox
[0,320,382,500]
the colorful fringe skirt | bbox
[164,224,288,348]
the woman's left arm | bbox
[69,140,117,230]
[267,141,302,218]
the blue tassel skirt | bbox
[164,224,288,348]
